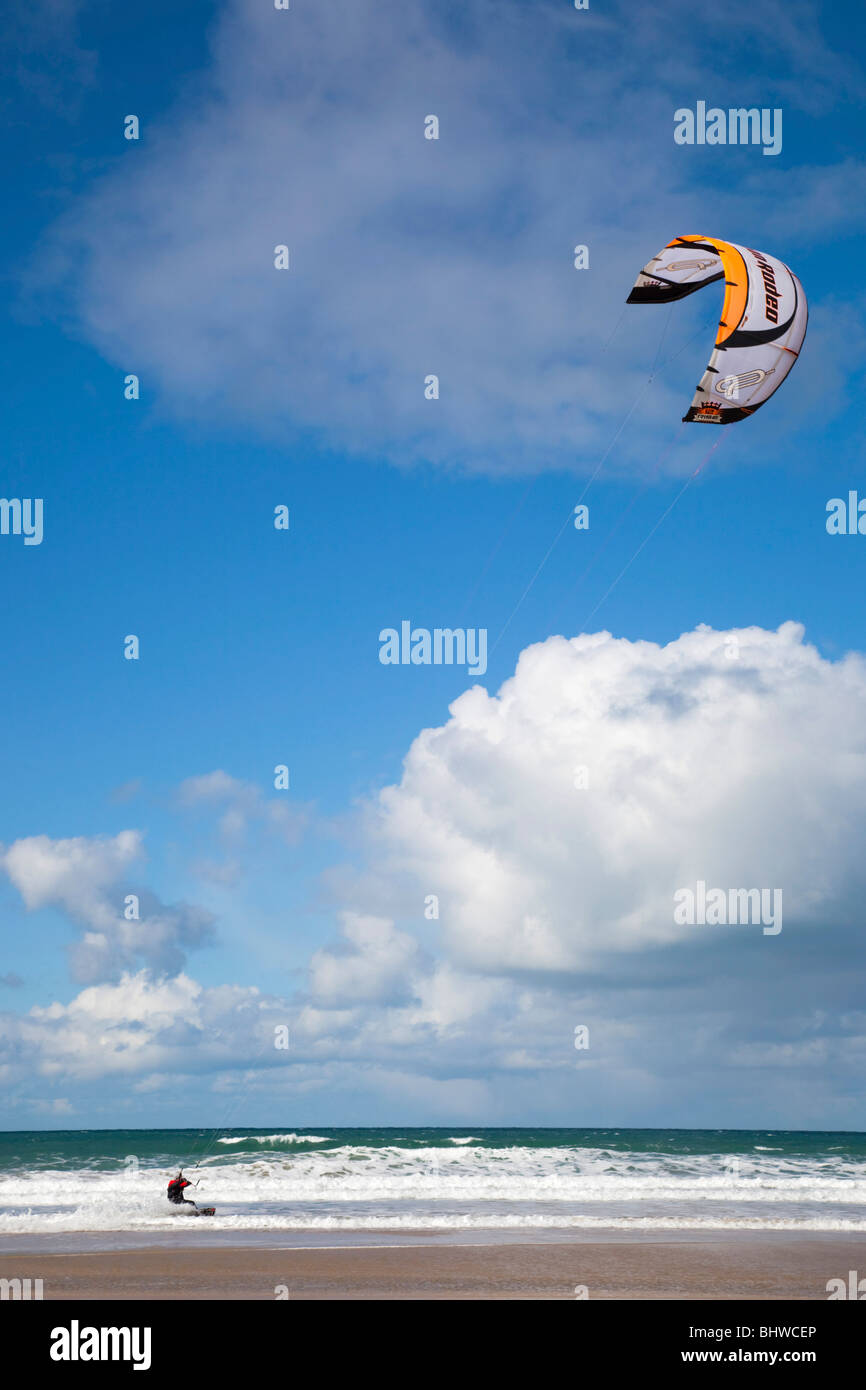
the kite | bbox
[627,235,807,423]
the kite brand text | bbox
[0,497,43,545]
[379,621,487,676]
[674,103,782,156]
[750,249,781,323]
[674,881,782,935]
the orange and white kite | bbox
[627,235,807,423]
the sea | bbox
[1,1127,864,1251]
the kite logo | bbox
[717,368,774,400]
[694,403,723,421]
[664,259,717,273]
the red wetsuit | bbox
[167,1176,194,1205]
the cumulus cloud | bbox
[283,615,866,1122]
[0,971,290,1082]
[30,0,863,474]
[3,625,866,1127]
[225,619,864,1125]
[2,830,143,923]
[355,621,866,975]
[308,912,424,1006]
[0,831,216,983]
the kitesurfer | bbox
[167,1170,197,1208]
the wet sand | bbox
[0,1234,857,1299]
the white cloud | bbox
[32,0,862,474]
[355,622,866,974]
[309,912,422,1006]
[3,625,866,1127]
[1,971,290,1082]
[0,831,215,983]
[2,831,142,926]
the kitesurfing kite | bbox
[627,235,807,423]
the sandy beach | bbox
[1,1233,858,1300]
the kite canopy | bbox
[627,235,807,423]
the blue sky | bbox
[1,0,866,1130]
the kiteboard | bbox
[196,1207,216,1216]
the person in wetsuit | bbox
[167,1171,196,1207]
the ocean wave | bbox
[216,1134,329,1146]
[2,1169,865,1208]
[2,1141,865,1235]
[1,1204,864,1235]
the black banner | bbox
[6,1297,862,1377]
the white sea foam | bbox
[1,1143,863,1236]
[0,1205,864,1235]
[216,1134,329,1146]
